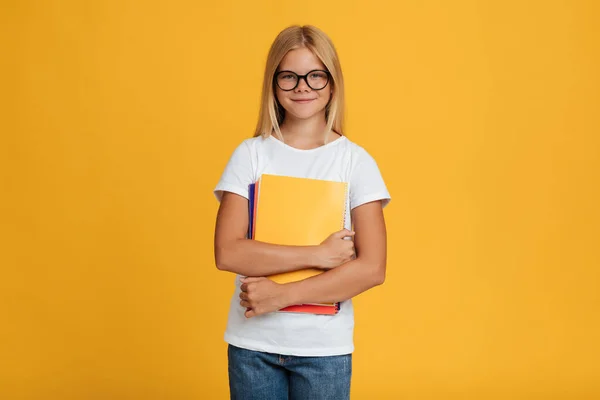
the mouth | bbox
[291,99,316,104]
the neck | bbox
[280,113,334,144]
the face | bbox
[275,47,332,122]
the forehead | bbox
[278,47,326,72]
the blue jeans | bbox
[228,344,352,400]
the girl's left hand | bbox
[240,277,289,318]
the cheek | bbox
[321,90,332,105]
[275,90,293,108]
[274,90,283,104]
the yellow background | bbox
[2,0,599,399]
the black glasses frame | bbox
[274,70,331,91]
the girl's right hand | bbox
[315,229,356,269]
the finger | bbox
[240,283,248,292]
[240,300,251,308]
[245,309,256,318]
[241,277,266,283]
[239,292,248,300]
[333,229,355,239]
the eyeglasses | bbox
[275,70,331,91]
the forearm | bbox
[286,257,385,305]
[215,238,320,277]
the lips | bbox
[291,99,316,103]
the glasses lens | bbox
[277,72,298,90]
[307,71,328,90]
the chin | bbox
[288,111,320,120]
[284,104,327,120]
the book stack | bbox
[248,174,348,315]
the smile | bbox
[292,99,316,104]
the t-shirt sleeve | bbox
[214,141,254,202]
[349,148,391,210]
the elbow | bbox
[214,246,231,272]
[215,260,228,272]
[215,258,231,272]
[372,263,386,286]
[215,238,246,273]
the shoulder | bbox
[224,136,269,159]
[242,135,266,147]
[341,137,379,167]
[342,137,391,208]
[235,135,272,154]
[232,136,261,151]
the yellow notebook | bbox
[253,174,348,286]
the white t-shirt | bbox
[213,134,391,356]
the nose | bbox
[294,76,311,92]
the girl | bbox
[214,25,390,400]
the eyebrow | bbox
[277,68,326,73]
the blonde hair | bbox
[253,25,345,142]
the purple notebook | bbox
[248,183,256,239]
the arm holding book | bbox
[214,191,356,277]
[240,200,387,318]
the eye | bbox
[310,72,327,79]
[280,74,296,80]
